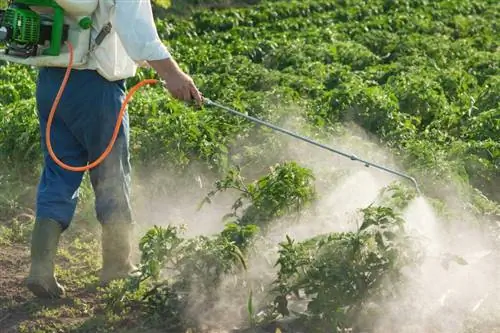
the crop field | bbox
[0,0,499,332]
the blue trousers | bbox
[35,68,132,230]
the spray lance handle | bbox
[203,97,214,106]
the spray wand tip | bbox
[411,177,423,197]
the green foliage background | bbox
[1,0,498,204]
[0,0,499,331]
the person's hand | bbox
[147,57,203,106]
[162,66,203,106]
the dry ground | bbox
[0,214,163,333]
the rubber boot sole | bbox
[26,278,64,299]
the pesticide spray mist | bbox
[370,195,499,333]
[132,108,499,332]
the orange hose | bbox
[45,41,160,172]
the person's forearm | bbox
[147,57,181,80]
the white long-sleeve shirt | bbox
[113,0,171,62]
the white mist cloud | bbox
[371,197,500,333]
[128,104,499,332]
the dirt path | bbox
[0,243,32,332]
[0,242,102,332]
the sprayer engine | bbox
[0,0,72,58]
[0,0,96,66]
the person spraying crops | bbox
[1,0,421,301]
[15,0,203,299]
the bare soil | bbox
[0,243,103,332]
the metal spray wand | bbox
[203,98,422,195]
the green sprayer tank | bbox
[0,0,96,58]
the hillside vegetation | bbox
[0,0,499,332]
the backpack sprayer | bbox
[0,0,421,195]
[0,0,96,65]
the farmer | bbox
[26,0,203,299]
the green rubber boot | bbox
[26,218,66,299]
[99,223,140,286]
